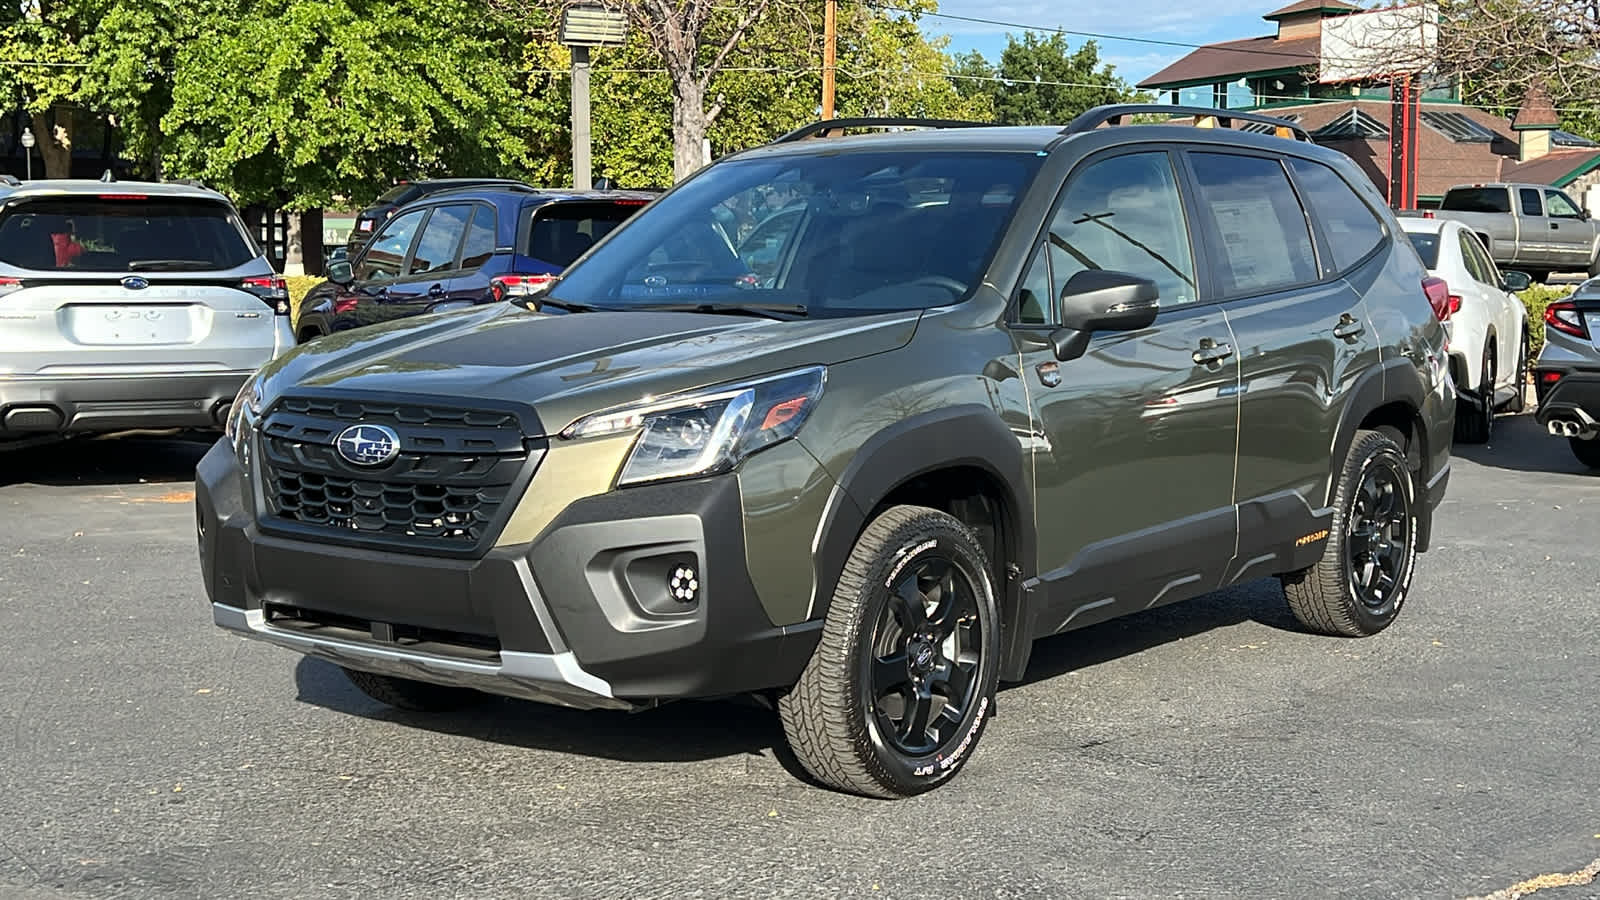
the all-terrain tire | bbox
[1280,429,1419,637]
[1454,348,1494,444]
[1572,437,1600,470]
[778,505,1001,799]
[342,667,485,712]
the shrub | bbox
[285,275,324,333]
[1517,283,1575,364]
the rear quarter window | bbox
[0,196,257,272]
[1287,158,1387,274]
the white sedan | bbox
[1401,217,1531,443]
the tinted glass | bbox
[357,208,424,282]
[377,184,421,205]
[1520,188,1543,216]
[1440,188,1510,213]
[1458,230,1490,283]
[1406,232,1441,269]
[734,206,804,285]
[0,197,256,272]
[1546,189,1583,218]
[1189,153,1318,295]
[410,204,471,275]
[525,201,641,267]
[1287,158,1386,273]
[1047,152,1197,305]
[460,205,496,270]
[548,152,1041,316]
[1015,243,1052,325]
[1466,231,1501,282]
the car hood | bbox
[257,303,920,434]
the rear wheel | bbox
[1454,348,1495,444]
[1572,437,1600,470]
[341,668,485,712]
[779,505,1000,799]
[1281,429,1418,637]
[1507,330,1529,414]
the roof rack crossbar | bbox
[1061,104,1313,142]
[773,117,990,143]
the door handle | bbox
[428,283,446,298]
[1551,222,1561,230]
[1192,339,1234,366]
[1333,313,1365,341]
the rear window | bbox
[524,201,643,267]
[1406,232,1441,268]
[376,184,421,205]
[1440,188,1511,213]
[0,197,258,272]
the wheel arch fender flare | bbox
[1327,357,1428,509]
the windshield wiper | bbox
[127,259,214,271]
[625,301,808,321]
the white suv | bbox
[1401,216,1531,442]
[0,178,293,447]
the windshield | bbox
[1406,232,1441,269]
[548,150,1041,317]
[0,197,258,272]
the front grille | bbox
[254,394,542,556]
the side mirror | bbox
[1502,270,1532,292]
[327,260,355,286]
[1048,270,1160,361]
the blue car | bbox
[297,184,655,342]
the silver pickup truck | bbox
[1417,183,1600,282]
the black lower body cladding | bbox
[1535,369,1600,432]
[1,371,252,437]
[196,439,820,708]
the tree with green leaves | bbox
[954,32,1146,127]
[0,0,101,178]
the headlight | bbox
[225,374,264,441]
[562,366,825,486]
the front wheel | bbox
[1572,437,1600,470]
[1281,429,1419,637]
[779,505,1000,798]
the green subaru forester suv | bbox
[198,106,1455,798]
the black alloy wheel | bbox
[867,555,983,757]
[1344,458,1413,612]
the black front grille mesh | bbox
[255,395,538,555]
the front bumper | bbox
[196,439,820,710]
[0,370,258,437]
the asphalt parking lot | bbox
[1,414,1596,900]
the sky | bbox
[925,1,1276,86]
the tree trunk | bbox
[671,79,710,182]
[283,211,305,276]
[30,106,74,179]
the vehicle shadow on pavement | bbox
[293,656,799,769]
[0,433,213,487]
[1451,413,1595,476]
[1020,577,1301,686]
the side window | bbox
[1045,151,1197,307]
[735,207,804,284]
[1520,188,1544,217]
[410,204,471,275]
[356,208,425,282]
[1464,232,1498,285]
[1014,243,1052,325]
[1457,230,1490,284]
[1189,152,1318,296]
[1545,189,1583,219]
[459,205,496,270]
[1286,158,1386,274]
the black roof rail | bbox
[0,174,19,187]
[1061,104,1313,142]
[773,117,991,143]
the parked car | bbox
[0,179,292,447]
[1399,217,1532,442]
[345,178,533,256]
[1417,183,1600,282]
[296,185,654,342]
[198,106,1455,799]
[1532,279,1600,468]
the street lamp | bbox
[560,3,627,191]
[19,127,35,180]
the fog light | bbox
[669,565,699,603]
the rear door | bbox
[388,203,472,316]
[0,193,281,373]
[1543,188,1593,268]
[1198,152,1383,582]
[442,203,500,306]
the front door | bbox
[1517,186,1559,266]
[1016,149,1240,634]
[1543,188,1593,268]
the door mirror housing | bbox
[327,260,355,286]
[1501,270,1532,292]
[1048,270,1161,361]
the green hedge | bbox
[1517,283,1573,364]
[285,275,324,334]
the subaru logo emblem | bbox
[334,424,401,467]
[121,276,149,290]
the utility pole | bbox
[821,0,837,119]
[560,4,627,191]
[571,45,593,190]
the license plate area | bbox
[63,304,198,345]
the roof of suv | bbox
[409,184,660,205]
[0,179,231,201]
